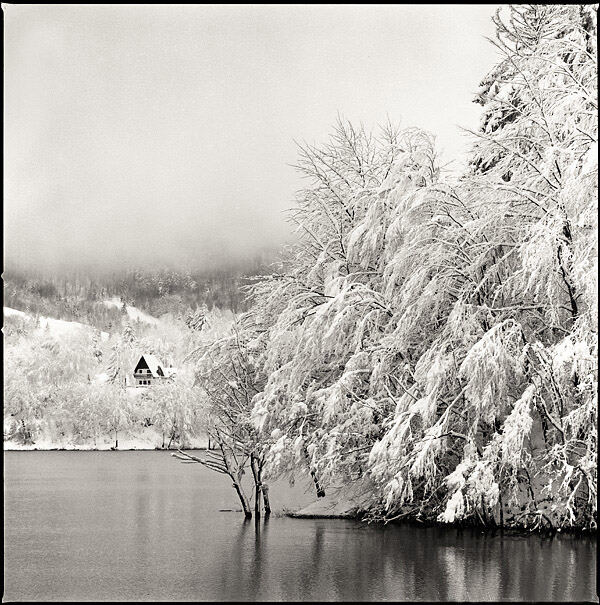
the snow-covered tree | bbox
[367,4,597,530]
[246,5,597,530]
[145,373,196,449]
[106,324,139,386]
[185,305,209,332]
[176,317,271,518]
[249,120,440,496]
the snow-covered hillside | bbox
[3,307,109,340]
[4,307,29,320]
[102,298,161,325]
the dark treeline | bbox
[3,249,281,331]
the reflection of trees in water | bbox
[186,514,597,601]
[250,516,267,599]
[10,454,594,601]
[408,526,597,602]
[221,518,253,600]
[214,516,275,600]
[213,516,325,600]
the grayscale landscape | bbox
[3,4,598,602]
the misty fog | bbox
[4,4,498,276]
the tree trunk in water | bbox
[250,455,262,518]
[250,456,271,516]
[174,447,252,519]
[255,486,262,518]
[115,430,118,450]
[231,480,252,519]
[262,483,271,515]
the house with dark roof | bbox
[133,354,175,387]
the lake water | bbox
[3,451,597,601]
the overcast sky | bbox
[4,3,499,274]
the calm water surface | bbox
[3,451,597,601]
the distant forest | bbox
[3,251,281,332]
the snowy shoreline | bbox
[283,480,598,536]
[3,431,209,452]
[286,501,598,536]
[3,445,210,451]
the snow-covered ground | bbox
[3,307,109,340]
[4,426,209,451]
[4,307,29,320]
[38,316,109,339]
[288,478,373,518]
[102,298,161,325]
[4,298,160,334]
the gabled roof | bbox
[135,354,165,378]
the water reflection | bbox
[210,515,597,602]
[4,452,597,602]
